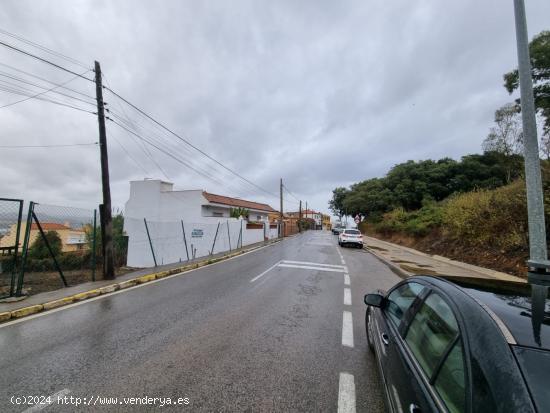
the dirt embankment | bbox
[363,228,528,278]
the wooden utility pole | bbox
[299,200,302,233]
[279,178,283,238]
[95,61,115,280]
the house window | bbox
[257,215,262,221]
[213,212,223,217]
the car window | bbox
[344,229,360,234]
[405,292,460,378]
[434,339,466,413]
[385,282,425,327]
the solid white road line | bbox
[21,389,71,413]
[338,373,357,413]
[277,264,347,273]
[344,288,352,306]
[344,274,350,286]
[342,311,354,348]
[281,260,345,269]
[249,260,282,283]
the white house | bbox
[124,179,278,267]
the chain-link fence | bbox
[124,217,278,268]
[12,202,98,296]
[0,198,24,298]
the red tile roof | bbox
[30,223,72,231]
[202,192,277,213]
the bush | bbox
[372,203,443,237]
[28,231,62,259]
[442,180,528,249]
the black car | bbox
[364,275,550,413]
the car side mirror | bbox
[364,293,384,307]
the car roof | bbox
[417,275,550,351]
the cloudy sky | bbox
[0,0,549,217]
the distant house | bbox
[125,180,277,223]
[0,222,87,253]
[124,179,279,267]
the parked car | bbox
[363,275,550,413]
[338,229,363,247]
[332,226,345,235]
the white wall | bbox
[124,180,278,268]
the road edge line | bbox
[0,239,282,326]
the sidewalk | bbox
[0,237,282,318]
[364,236,523,283]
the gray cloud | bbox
[0,0,549,215]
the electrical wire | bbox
[0,70,96,106]
[0,142,97,148]
[108,117,226,186]
[0,70,92,109]
[104,86,279,199]
[0,27,89,69]
[0,62,95,100]
[102,72,170,180]
[0,84,96,114]
[0,40,94,82]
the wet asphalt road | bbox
[0,231,401,412]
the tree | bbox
[504,30,550,139]
[229,207,249,219]
[29,230,62,259]
[85,213,127,266]
[328,187,348,218]
[483,103,524,156]
[482,103,524,183]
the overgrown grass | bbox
[366,179,541,252]
[370,202,444,237]
[442,180,528,249]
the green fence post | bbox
[91,209,97,281]
[227,221,232,252]
[144,218,157,267]
[181,220,189,261]
[8,200,23,297]
[15,201,34,296]
[210,222,220,255]
[32,211,68,287]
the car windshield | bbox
[344,230,360,234]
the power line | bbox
[102,72,170,180]
[0,142,97,148]
[0,84,96,114]
[0,40,94,82]
[108,117,225,186]
[104,86,279,199]
[0,70,92,109]
[0,27,89,69]
[0,70,96,106]
[0,62,95,100]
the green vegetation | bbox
[504,30,550,145]
[330,152,524,219]
[28,231,62,259]
[230,207,249,219]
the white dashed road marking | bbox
[344,288,352,306]
[338,373,357,413]
[342,311,354,348]
[344,273,350,286]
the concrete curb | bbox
[364,246,411,280]
[0,239,281,325]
